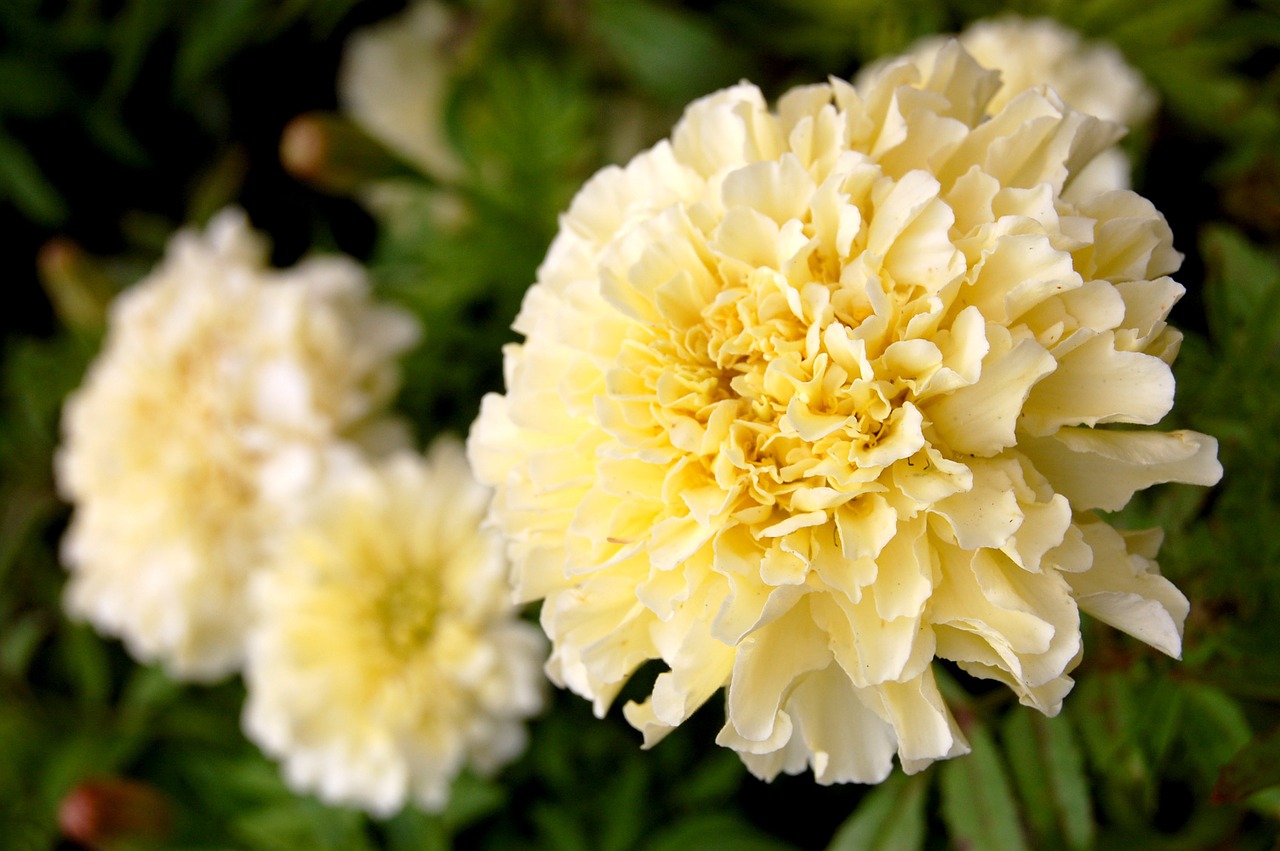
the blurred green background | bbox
[3,0,1280,848]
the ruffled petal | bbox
[1020,428,1222,512]
[1067,520,1189,658]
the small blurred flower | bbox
[242,438,547,816]
[56,208,420,680]
[329,1,476,229]
[880,16,1157,199]
[338,1,468,182]
[470,43,1220,785]
[58,777,172,849]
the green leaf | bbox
[106,0,174,100]
[57,623,113,707]
[1070,672,1138,772]
[83,102,149,167]
[0,55,70,118]
[382,808,448,851]
[0,612,47,680]
[1177,681,1251,785]
[531,801,592,851]
[673,748,744,808]
[448,53,594,218]
[439,771,506,834]
[826,771,928,851]
[599,758,648,851]
[939,725,1028,851]
[117,665,184,728]
[1207,15,1270,54]
[0,127,66,225]
[1068,672,1156,826]
[174,0,267,95]
[1002,710,1094,851]
[232,799,373,851]
[589,0,753,104]
[1136,677,1185,771]
[37,728,136,815]
[1191,654,1280,703]
[1201,225,1280,348]
[1143,60,1249,135]
[717,0,945,67]
[1214,724,1280,803]
[1106,0,1228,47]
[644,813,797,851]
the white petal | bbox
[868,670,969,769]
[1022,332,1174,433]
[1020,428,1221,512]
[767,664,897,784]
[931,459,1023,550]
[1068,521,1188,658]
[721,154,818,225]
[927,328,1056,456]
[962,232,1083,324]
[725,599,833,742]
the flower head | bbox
[241,439,547,815]
[469,42,1221,784]
[56,208,420,679]
[879,16,1156,198]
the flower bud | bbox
[280,112,422,195]
[58,776,171,849]
[37,237,113,332]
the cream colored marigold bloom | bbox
[56,209,420,680]
[469,42,1221,785]
[883,16,1156,199]
[242,439,547,815]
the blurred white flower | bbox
[882,16,1156,199]
[242,439,546,815]
[339,1,466,181]
[56,208,420,680]
[469,43,1220,785]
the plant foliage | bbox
[3,0,1279,847]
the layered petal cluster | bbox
[469,43,1221,784]
[880,16,1156,198]
[56,209,420,679]
[242,439,547,815]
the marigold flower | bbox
[882,16,1156,199]
[56,209,419,680]
[241,439,547,815]
[469,42,1221,784]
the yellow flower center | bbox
[376,571,441,659]
[600,207,931,523]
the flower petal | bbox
[1067,521,1189,658]
[1021,332,1174,433]
[926,327,1056,456]
[1020,428,1221,512]
[725,599,833,742]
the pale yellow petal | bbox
[1068,521,1189,658]
[931,459,1023,550]
[926,328,1056,456]
[1022,332,1174,433]
[869,670,969,769]
[1020,428,1221,512]
[725,599,833,742]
